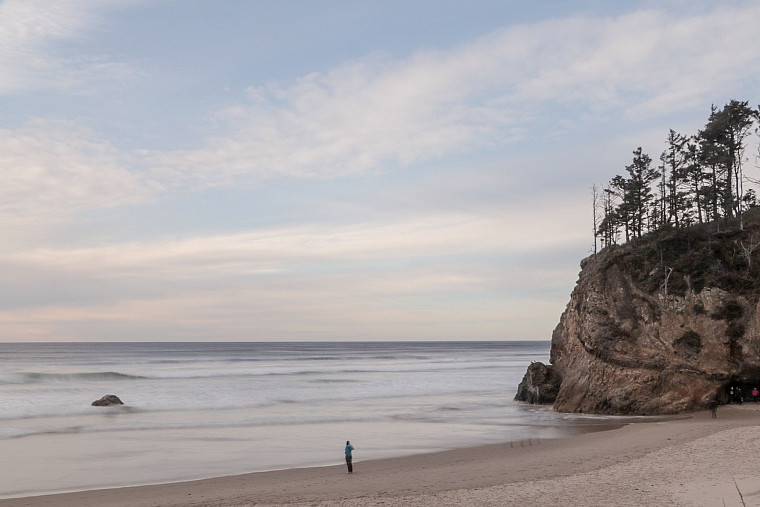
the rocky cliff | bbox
[517,215,760,415]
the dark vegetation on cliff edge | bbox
[606,207,760,302]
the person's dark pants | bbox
[346,456,353,473]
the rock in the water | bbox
[91,394,124,406]
[515,362,561,404]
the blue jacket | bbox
[345,444,354,457]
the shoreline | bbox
[3,405,760,506]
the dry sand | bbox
[3,405,760,507]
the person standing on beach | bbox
[345,440,355,474]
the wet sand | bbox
[3,405,759,506]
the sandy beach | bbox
[3,404,759,507]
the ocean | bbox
[0,341,621,498]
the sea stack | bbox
[517,213,760,415]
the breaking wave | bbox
[0,372,145,385]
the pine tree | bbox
[608,174,631,242]
[699,100,757,225]
[698,114,726,222]
[660,130,690,228]
[624,147,659,239]
[597,184,620,247]
[683,139,705,224]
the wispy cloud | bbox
[0,120,158,246]
[0,0,138,94]
[4,3,759,227]
[0,194,585,340]
[3,197,584,278]
[152,3,760,184]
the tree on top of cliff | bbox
[659,129,690,230]
[700,100,757,227]
[594,100,760,249]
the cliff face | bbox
[519,235,760,415]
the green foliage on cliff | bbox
[602,207,760,302]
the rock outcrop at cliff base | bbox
[515,362,561,404]
[516,224,760,415]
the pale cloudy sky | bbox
[1,0,759,342]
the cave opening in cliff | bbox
[724,371,760,404]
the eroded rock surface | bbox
[518,243,760,415]
[515,362,561,404]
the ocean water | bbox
[0,341,619,498]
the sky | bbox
[1,0,759,342]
